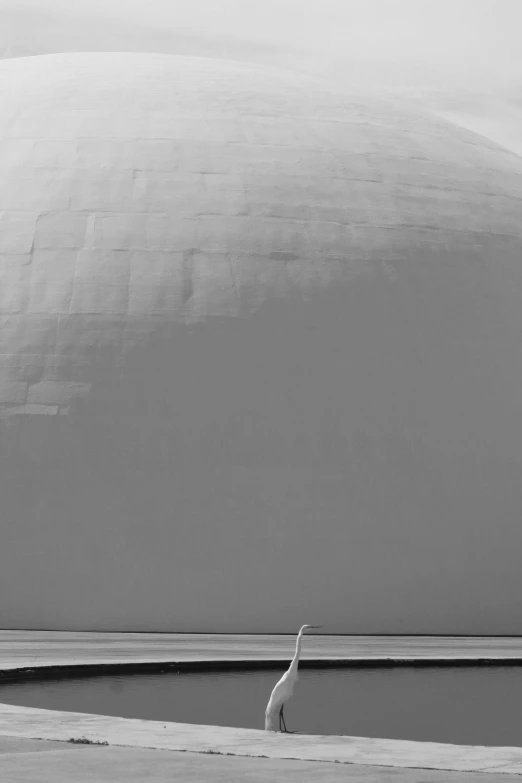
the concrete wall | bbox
[1,53,522,632]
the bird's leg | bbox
[280,705,288,733]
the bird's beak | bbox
[309,625,323,629]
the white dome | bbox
[1,53,522,633]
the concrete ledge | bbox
[2,631,522,671]
[1,702,522,775]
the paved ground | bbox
[2,701,522,774]
[0,736,93,754]
[2,632,522,671]
[0,740,521,783]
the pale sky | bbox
[121,0,522,72]
[6,0,522,80]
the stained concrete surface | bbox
[1,632,522,672]
[0,744,520,783]
[0,736,94,754]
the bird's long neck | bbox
[287,629,305,677]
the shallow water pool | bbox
[1,666,521,746]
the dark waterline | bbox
[1,667,522,746]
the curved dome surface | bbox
[1,53,522,632]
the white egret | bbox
[264,624,322,732]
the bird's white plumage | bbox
[264,624,320,731]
